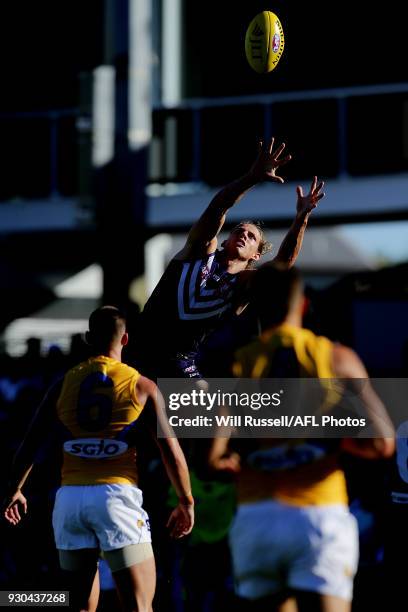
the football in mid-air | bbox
[245,11,284,73]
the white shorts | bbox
[52,484,152,552]
[229,500,359,602]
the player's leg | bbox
[86,484,154,610]
[87,569,100,612]
[296,591,350,612]
[104,544,156,612]
[58,548,100,611]
[277,597,298,612]
[52,487,101,610]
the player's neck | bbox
[283,311,302,328]
[107,346,122,361]
[261,312,302,333]
[220,253,250,274]
[93,346,122,361]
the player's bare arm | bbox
[135,375,194,538]
[265,176,325,269]
[175,137,291,260]
[3,381,62,526]
[4,484,30,526]
[332,344,395,459]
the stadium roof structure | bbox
[147,173,408,231]
[1,174,408,236]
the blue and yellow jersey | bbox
[56,356,144,485]
[233,323,348,506]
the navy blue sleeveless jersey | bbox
[139,252,240,376]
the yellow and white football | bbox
[245,11,285,74]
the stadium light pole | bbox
[162,0,182,106]
[93,0,152,310]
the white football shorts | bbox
[229,499,359,601]
[52,484,152,552]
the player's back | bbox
[233,323,347,506]
[56,356,144,486]
[234,322,333,379]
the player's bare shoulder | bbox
[135,374,157,407]
[331,343,368,378]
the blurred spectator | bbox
[67,333,90,368]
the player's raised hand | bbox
[166,502,194,539]
[249,137,292,184]
[4,490,27,526]
[296,176,325,216]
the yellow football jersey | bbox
[56,356,144,485]
[233,322,334,379]
[233,323,348,506]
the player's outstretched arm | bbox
[176,137,291,259]
[3,381,62,525]
[267,176,325,268]
[332,344,395,459]
[135,376,194,538]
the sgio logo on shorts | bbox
[63,438,128,459]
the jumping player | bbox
[139,138,325,379]
[138,138,323,610]
[4,306,194,612]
